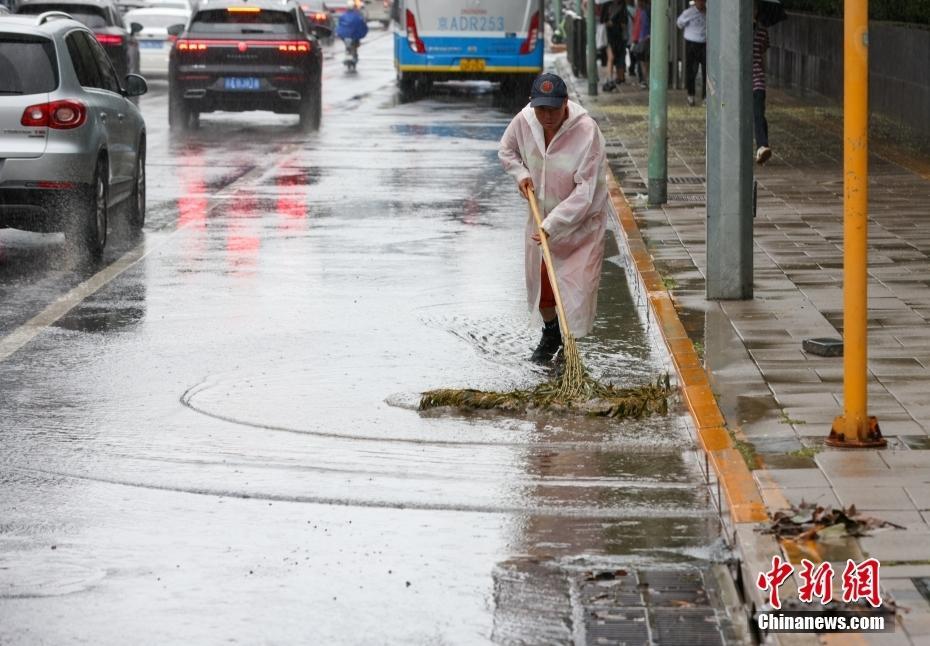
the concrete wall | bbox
[767,12,930,138]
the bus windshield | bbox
[408,0,536,36]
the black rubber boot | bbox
[530,320,563,364]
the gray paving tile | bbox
[859,531,930,563]
[833,486,917,511]
[760,486,840,511]
[754,468,830,490]
[907,486,930,511]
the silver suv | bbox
[0,12,147,259]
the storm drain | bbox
[579,567,728,645]
[668,193,706,203]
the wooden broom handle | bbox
[527,188,573,340]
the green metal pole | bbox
[648,0,669,205]
[553,0,564,43]
[575,0,582,14]
[586,0,598,95]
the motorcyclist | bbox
[336,0,368,66]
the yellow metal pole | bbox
[827,0,884,447]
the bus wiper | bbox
[240,28,269,33]
[0,90,26,95]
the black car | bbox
[167,0,322,131]
[16,0,140,79]
[300,0,333,43]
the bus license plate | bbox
[224,77,261,91]
[459,59,485,72]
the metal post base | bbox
[826,415,887,448]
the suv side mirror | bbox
[130,21,143,34]
[166,23,185,37]
[124,73,148,97]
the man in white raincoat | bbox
[499,73,609,364]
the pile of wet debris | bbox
[762,502,905,540]
[419,374,672,419]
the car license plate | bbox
[224,77,261,91]
[140,40,163,49]
[459,58,485,72]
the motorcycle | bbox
[343,38,360,71]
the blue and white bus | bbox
[393,0,544,96]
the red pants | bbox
[540,262,556,310]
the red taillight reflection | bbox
[520,11,540,54]
[405,9,424,53]
[95,33,124,46]
[21,100,87,129]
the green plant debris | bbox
[692,341,704,361]
[789,446,822,459]
[732,437,760,471]
[661,276,678,291]
[420,374,672,419]
[780,411,808,425]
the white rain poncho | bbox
[498,100,609,338]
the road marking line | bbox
[0,141,304,363]
[0,238,167,363]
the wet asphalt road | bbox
[0,33,724,644]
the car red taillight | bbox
[177,39,208,52]
[95,33,124,46]
[276,41,310,53]
[405,9,424,53]
[21,100,87,129]
[520,11,540,54]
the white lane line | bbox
[0,142,303,364]
[0,235,173,363]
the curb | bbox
[605,176,768,526]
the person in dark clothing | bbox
[676,0,706,106]
[753,3,771,164]
[602,0,627,91]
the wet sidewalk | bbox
[559,61,930,644]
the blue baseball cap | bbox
[530,73,568,108]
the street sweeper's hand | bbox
[518,178,534,200]
[531,228,549,245]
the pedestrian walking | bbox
[630,0,651,89]
[601,0,627,91]
[753,3,772,164]
[498,73,609,363]
[676,0,707,106]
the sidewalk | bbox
[561,64,930,643]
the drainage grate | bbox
[668,193,706,203]
[668,176,706,185]
[578,568,729,645]
[587,609,650,643]
[653,608,725,645]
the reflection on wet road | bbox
[0,34,729,644]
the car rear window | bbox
[190,8,298,34]
[17,4,109,28]
[125,11,188,28]
[0,35,58,94]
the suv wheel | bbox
[298,82,321,131]
[169,89,192,131]
[128,138,146,229]
[68,158,108,260]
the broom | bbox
[526,188,587,400]
[417,189,672,416]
